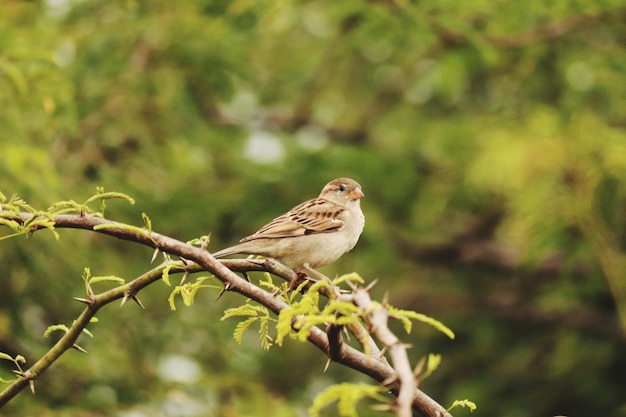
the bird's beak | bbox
[349,187,364,200]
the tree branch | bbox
[349,288,417,417]
[1,212,452,417]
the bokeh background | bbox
[1,1,626,416]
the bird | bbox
[212,178,365,271]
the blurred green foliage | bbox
[1,0,626,416]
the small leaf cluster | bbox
[309,382,390,417]
[48,187,135,216]
[0,353,27,384]
[276,276,365,346]
[0,188,134,241]
[448,399,477,413]
[221,301,275,350]
[0,192,58,240]
[81,267,125,292]
[168,276,222,310]
[387,306,455,340]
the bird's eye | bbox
[339,184,345,192]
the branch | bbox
[1,212,452,417]
[347,289,415,417]
[0,266,164,407]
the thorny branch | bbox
[349,289,417,417]
[0,212,452,417]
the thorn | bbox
[242,272,251,283]
[73,297,92,305]
[378,346,388,359]
[150,247,159,263]
[86,283,94,298]
[72,344,88,354]
[323,358,332,373]
[15,370,36,394]
[382,290,389,305]
[413,356,426,377]
[342,326,351,342]
[121,291,145,309]
[364,279,378,292]
[131,294,145,310]
[201,233,211,251]
[179,270,190,285]
[120,292,129,307]
[215,282,232,301]
[382,374,398,387]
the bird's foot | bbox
[288,271,314,293]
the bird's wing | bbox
[240,198,345,242]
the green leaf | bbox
[277,282,368,345]
[0,352,26,382]
[448,399,477,412]
[168,277,221,310]
[81,189,135,215]
[178,276,217,307]
[160,261,188,286]
[161,263,181,287]
[48,199,89,215]
[221,302,268,320]
[233,317,258,344]
[1,194,35,213]
[142,212,152,233]
[275,306,295,346]
[258,314,273,350]
[81,267,91,282]
[44,324,69,337]
[0,209,59,240]
[309,383,389,417]
[258,272,280,293]
[420,353,442,380]
[161,265,172,286]
[23,216,59,240]
[388,305,455,339]
[167,287,181,311]
[187,234,211,247]
[333,272,365,286]
[88,275,126,286]
[222,301,274,350]
[92,222,157,244]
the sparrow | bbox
[212,178,365,271]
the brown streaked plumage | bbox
[212,178,365,270]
